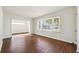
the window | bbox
[11,19,27,33]
[37,16,60,32]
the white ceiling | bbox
[3,6,69,18]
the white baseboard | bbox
[3,35,12,39]
[34,33,75,44]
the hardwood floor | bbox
[1,33,76,53]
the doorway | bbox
[11,19,31,35]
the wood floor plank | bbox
[1,34,76,53]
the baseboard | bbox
[12,32,29,35]
[3,36,12,39]
[33,33,76,44]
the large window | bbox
[37,16,60,32]
[11,19,30,33]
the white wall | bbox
[33,7,77,43]
[77,7,79,52]
[3,12,12,38]
[0,7,3,51]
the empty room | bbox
[0,6,78,53]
